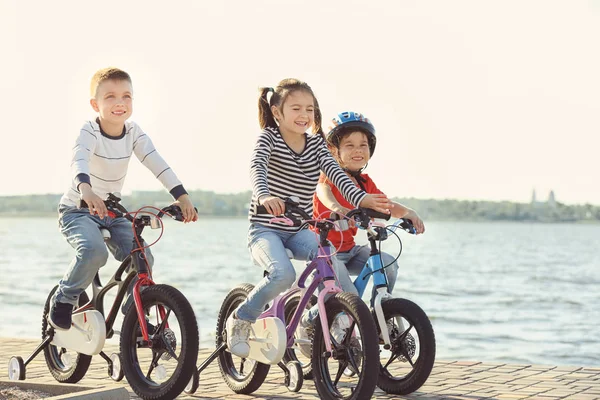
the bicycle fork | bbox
[317,280,343,356]
[373,288,406,349]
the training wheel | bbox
[108,353,124,381]
[285,361,303,392]
[183,368,199,394]
[8,356,25,381]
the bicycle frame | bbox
[258,241,342,354]
[352,219,408,347]
[74,217,158,343]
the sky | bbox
[1,0,599,205]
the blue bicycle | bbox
[355,216,436,394]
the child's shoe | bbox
[226,313,251,358]
[48,301,73,331]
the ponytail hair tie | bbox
[267,87,274,93]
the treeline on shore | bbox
[1,190,598,223]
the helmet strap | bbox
[343,167,367,192]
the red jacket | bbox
[312,172,384,252]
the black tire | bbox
[120,284,199,400]
[282,294,317,380]
[216,283,270,394]
[376,297,436,395]
[42,286,92,383]
[312,292,379,400]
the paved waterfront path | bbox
[2,338,599,399]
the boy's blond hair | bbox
[90,67,132,98]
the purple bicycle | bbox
[184,197,381,400]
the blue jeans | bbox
[55,205,154,307]
[235,224,320,322]
[305,244,399,323]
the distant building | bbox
[548,190,556,207]
[531,188,557,208]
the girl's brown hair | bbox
[258,78,324,139]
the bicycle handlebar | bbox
[80,193,195,223]
[255,196,392,230]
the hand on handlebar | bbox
[259,195,285,216]
[79,184,108,218]
[172,194,198,223]
[404,210,425,234]
[359,193,392,216]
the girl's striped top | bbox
[249,127,366,231]
[60,119,187,207]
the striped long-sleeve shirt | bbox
[249,127,367,231]
[60,119,187,207]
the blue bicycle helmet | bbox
[326,111,376,156]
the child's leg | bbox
[235,225,298,323]
[105,216,154,265]
[378,252,399,295]
[343,245,371,276]
[56,208,109,306]
[105,216,155,314]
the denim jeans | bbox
[235,224,321,322]
[55,205,154,307]
[305,244,399,323]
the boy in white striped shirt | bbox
[49,67,198,331]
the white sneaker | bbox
[226,313,251,358]
[331,314,351,344]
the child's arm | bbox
[316,182,350,215]
[390,201,425,234]
[72,123,108,217]
[131,124,197,222]
[250,129,284,215]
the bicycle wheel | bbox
[120,284,198,400]
[376,297,436,394]
[312,292,379,400]
[282,293,316,379]
[216,283,270,394]
[42,286,92,383]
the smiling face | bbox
[334,131,371,171]
[90,79,133,134]
[271,90,315,136]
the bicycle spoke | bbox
[145,351,162,379]
[157,308,172,332]
[164,341,179,361]
[383,352,400,370]
[398,323,414,342]
[400,347,415,367]
[342,320,356,345]
[347,348,361,374]
[333,361,348,386]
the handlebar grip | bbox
[399,218,417,234]
[364,208,392,220]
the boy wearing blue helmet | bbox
[313,111,425,304]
